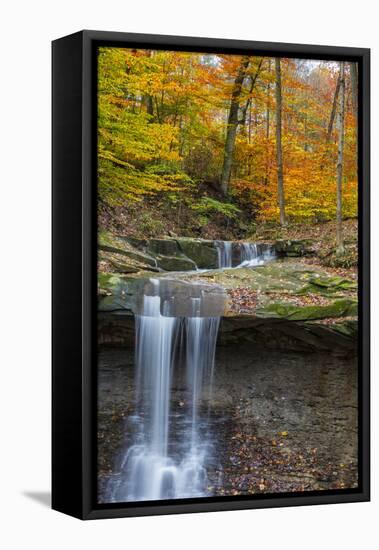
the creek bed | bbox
[97,340,358,502]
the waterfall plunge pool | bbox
[97,275,358,503]
[102,278,227,503]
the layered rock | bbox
[98,259,358,353]
[99,232,217,273]
[176,238,219,269]
[274,239,316,257]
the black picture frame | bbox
[52,30,370,520]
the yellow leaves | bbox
[98,46,358,221]
[280,431,289,437]
[256,161,358,223]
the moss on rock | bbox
[275,239,315,257]
[256,299,357,321]
[147,238,180,256]
[156,255,197,271]
[176,238,218,269]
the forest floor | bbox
[99,191,358,272]
[256,218,358,271]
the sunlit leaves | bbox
[97,47,358,224]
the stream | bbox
[98,241,358,503]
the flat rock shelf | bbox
[97,234,358,502]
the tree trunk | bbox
[336,62,346,255]
[220,56,250,195]
[239,59,263,130]
[266,59,271,139]
[350,62,358,172]
[264,59,271,185]
[144,95,154,117]
[327,75,341,141]
[350,62,358,122]
[275,57,286,226]
[143,50,154,119]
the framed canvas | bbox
[52,30,370,520]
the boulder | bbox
[119,236,148,249]
[99,244,157,267]
[156,255,197,271]
[176,238,218,269]
[218,316,357,353]
[147,238,180,256]
[132,278,226,317]
[98,273,133,312]
[275,239,315,257]
[108,260,141,274]
[255,298,358,321]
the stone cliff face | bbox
[97,344,358,500]
[96,233,358,500]
[97,236,358,354]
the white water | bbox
[240,242,259,265]
[238,242,276,267]
[215,240,233,268]
[106,279,222,502]
[216,240,275,269]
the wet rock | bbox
[98,273,143,312]
[99,244,157,267]
[119,236,148,249]
[98,312,357,354]
[218,317,357,353]
[156,254,197,271]
[176,238,219,269]
[275,239,315,257]
[132,278,226,317]
[147,238,180,256]
[305,275,357,293]
[191,261,356,298]
[255,298,357,321]
[108,260,141,274]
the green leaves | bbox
[190,197,241,220]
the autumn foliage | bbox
[98,48,357,227]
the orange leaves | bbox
[98,47,358,222]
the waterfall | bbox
[216,241,233,268]
[238,243,276,267]
[240,242,258,264]
[106,279,224,502]
[216,240,275,269]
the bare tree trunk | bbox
[142,50,154,119]
[264,59,271,185]
[220,56,250,195]
[327,75,341,141]
[350,62,358,122]
[266,59,271,139]
[248,102,252,145]
[275,57,286,226]
[144,95,154,117]
[350,62,358,172]
[336,62,346,255]
[239,59,263,130]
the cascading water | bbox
[237,242,275,267]
[216,241,233,268]
[106,279,225,502]
[216,240,275,269]
[240,242,259,265]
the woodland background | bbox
[2,0,376,548]
[98,47,358,266]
